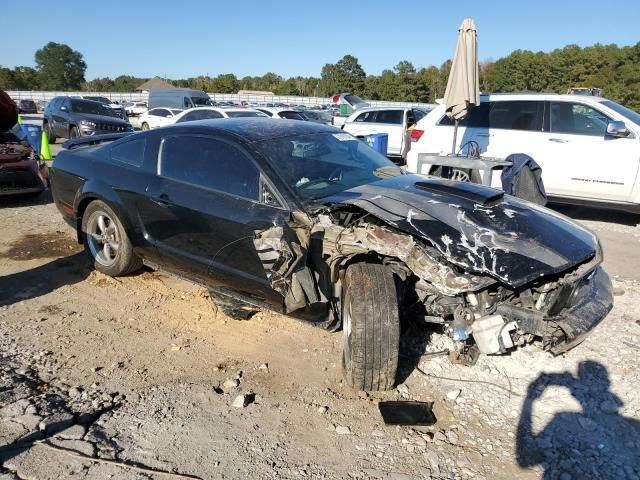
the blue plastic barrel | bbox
[364,133,388,156]
[19,123,42,156]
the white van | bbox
[406,93,640,212]
[148,89,212,110]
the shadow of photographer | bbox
[517,360,640,479]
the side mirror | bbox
[166,114,172,118]
[60,106,67,111]
[606,120,631,138]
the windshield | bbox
[169,109,183,116]
[256,132,403,202]
[602,100,640,127]
[70,100,113,116]
[226,111,268,118]
[191,96,213,106]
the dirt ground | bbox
[1,190,639,480]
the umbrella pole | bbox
[451,119,459,155]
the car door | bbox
[371,110,404,156]
[477,100,545,187]
[140,133,288,308]
[436,102,491,155]
[51,98,68,137]
[342,110,377,138]
[100,134,165,265]
[151,109,169,128]
[538,101,640,201]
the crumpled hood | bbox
[320,175,599,288]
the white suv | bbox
[342,106,429,162]
[406,93,640,212]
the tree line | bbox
[1,41,639,110]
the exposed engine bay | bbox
[252,177,613,362]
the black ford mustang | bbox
[50,119,613,391]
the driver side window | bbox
[160,135,260,201]
[550,102,610,136]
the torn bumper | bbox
[0,159,48,196]
[546,266,613,354]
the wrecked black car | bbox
[49,119,613,391]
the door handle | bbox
[150,193,171,207]
[476,133,493,137]
[549,138,568,143]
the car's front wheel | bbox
[81,200,142,277]
[69,126,79,139]
[44,121,57,144]
[342,263,400,391]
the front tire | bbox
[44,121,57,144]
[342,263,400,391]
[81,200,142,277]
[69,126,79,139]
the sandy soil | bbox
[0,192,639,480]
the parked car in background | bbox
[255,107,307,120]
[406,93,640,213]
[49,118,612,391]
[124,101,148,117]
[342,106,429,162]
[1,92,48,196]
[300,109,333,125]
[170,107,268,124]
[148,89,212,110]
[43,97,133,142]
[73,95,126,119]
[138,108,184,130]
[17,99,38,114]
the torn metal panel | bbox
[253,222,320,313]
[313,222,494,296]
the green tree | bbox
[0,66,16,90]
[319,63,337,96]
[213,73,239,93]
[35,42,86,90]
[333,55,366,95]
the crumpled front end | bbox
[0,143,48,196]
[540,265,613,354]
[250,177,614,359]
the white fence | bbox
[7,90,435,110]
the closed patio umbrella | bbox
[444,18,480,154]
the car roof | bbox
[166,117,337,142]
[479,92,608,103]
[354,106,408,113]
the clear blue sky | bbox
[2,0,639,80]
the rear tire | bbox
[342,263,400,391]
[81,200,142,277]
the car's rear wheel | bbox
[342,263,400,391]
[44,122,56,144]
[141,122,149,131]
[81,200,142,277]
[69,126,79,139]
